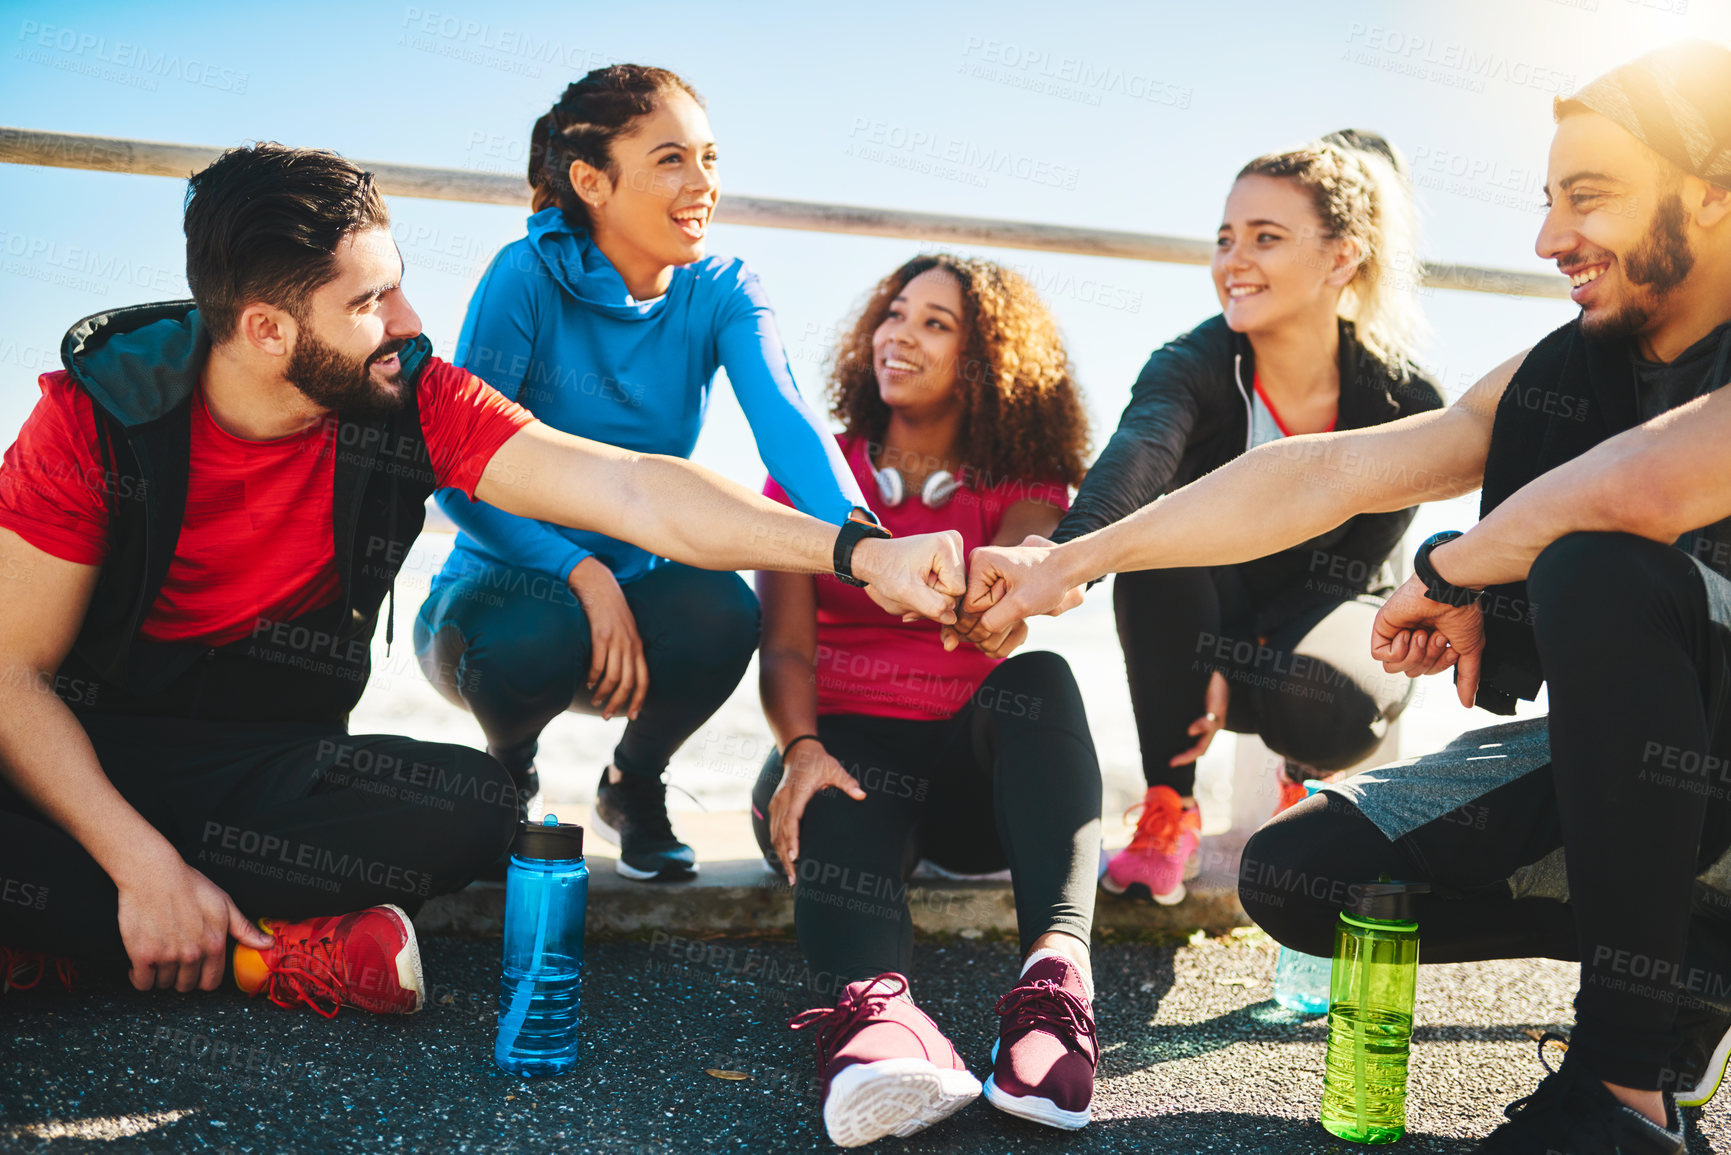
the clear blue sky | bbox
[3,0,1726,495]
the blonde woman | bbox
[1054,130,1445,905]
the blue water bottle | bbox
[495,814,587,1076]
[1272,780,1331,1015]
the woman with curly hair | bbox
[1044,130,1445,906]
[751,254,1102,1145]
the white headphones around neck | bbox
[874,466,960,509]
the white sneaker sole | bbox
[1099,873,1186,906]
[823,1058,980,1148]
[1678,1023,1731,1108]
[378,904,425,1014]
[983,1074,1091,1130]
[589,812,698,881]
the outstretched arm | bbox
[961,351,1525,635]
[475,422,962,621]
[1428,382,1731,589]
[1370,379,1731,705]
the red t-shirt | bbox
[0,358,535,646]
[764,435,1069,721]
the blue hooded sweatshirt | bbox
[435,207,866,587]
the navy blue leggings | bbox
[413,559,760,781]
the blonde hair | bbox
[1237,130,1427,374]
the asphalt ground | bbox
[2,931,1727,1154]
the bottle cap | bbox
[510,813,585,861]
[1349,880,1429,922]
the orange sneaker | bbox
[1101,786,1202,905]
[1274,759,1319,816]
[234,904,425,1017]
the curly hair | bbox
[828,253,1090,492]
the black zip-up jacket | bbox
[1052,314,1445,635]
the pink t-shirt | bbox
[763,434,1069,720]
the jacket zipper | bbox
[1232,353,1253,454]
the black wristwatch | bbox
[1412,530,1481,608]
[833,519,893,587]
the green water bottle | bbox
[1320,880,1428,1144]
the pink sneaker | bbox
[984,955,1098,1129]
[1101,785,1200,904]
[788,973,981,1147]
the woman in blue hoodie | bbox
[416,65,871,881]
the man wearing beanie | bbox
[959,40,1731,1153]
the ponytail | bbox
[528,111,561,214]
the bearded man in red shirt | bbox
[0,142,961,1015]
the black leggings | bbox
[1114,567,1414,796]
[414,559,760,781]
[751,651,1102,987]
[0,713,517,967]
[1241,533,1731,1091]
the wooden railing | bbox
[0,126,1571,300]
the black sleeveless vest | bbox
[1474,317,1731,713]
[54,301,438,722]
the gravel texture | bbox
[2,932,1726,1153]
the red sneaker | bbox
[235,904,424,1017]
[788,973,981,1147]
[1,946,75,993]
[984,955,1098,1130]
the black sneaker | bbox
[590,768,697,881]
[1474,1033,1684,1154]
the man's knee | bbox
[1238,802,1345,957]
[1529,532,1680,631]
[415,744,516,880]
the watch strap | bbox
[834,519,892,587]
[1413,530,1479,608]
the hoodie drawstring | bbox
[383,495,398,657]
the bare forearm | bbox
[1053,437,1371,586]
[0,678,177,881]
[1053,406,1488,587]
[1428,463,1628,588]
[759,652,821,749]
[493,445,842,574]
[1434,390,1731,589]
[619,456,844,572]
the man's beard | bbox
[285,325,409,420]
[1581,189,1696,344]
